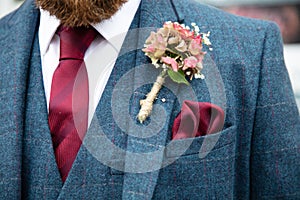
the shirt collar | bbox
[39,0,141,56]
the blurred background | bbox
[1,0,299,111]
[0,0,23,18]
[200,0,300,111]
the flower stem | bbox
[137,70,167,123]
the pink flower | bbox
[143,21,209,78]
[195,52,206,65]
[188,39,202,56]
[173,23,194,39]
[143,45,155,53]
[193,35,202,45]
[183,56,198,70]
[161,57,178,71]
[143,32,167,61]
[175,40,188,52]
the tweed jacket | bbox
[0,0,299,199]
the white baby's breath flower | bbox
[203,34,211,46]
[194,26,200,33]
[191,23,200,32]
[195,73,205,79]
[154,63,160,68]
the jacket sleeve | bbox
[250,22,300,199]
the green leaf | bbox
[167,70,189,85]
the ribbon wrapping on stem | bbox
[137,70,167,123]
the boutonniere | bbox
[137,21,212,123]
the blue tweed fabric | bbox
[0,0,299,199]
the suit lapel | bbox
[0,0,62,198]
[121,1,183,199]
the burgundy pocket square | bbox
[172,100,225,140]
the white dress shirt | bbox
[38,0,141,125]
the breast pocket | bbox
[155,125,237,200]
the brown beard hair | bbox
[36,0,128,27]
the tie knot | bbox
[57,26,98,60]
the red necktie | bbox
[48,26,97,182]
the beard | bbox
[36,0,128,27]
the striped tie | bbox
[48,26,97,182]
